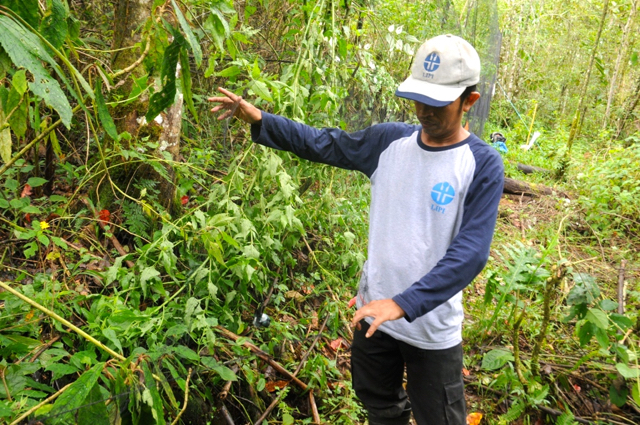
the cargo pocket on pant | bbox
[444,379,466,425]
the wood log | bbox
[503,177,567,198]
[516,163,550,174]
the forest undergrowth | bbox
[1,0,640,424]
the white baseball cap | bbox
[395,34,481,107]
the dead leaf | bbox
[265,380,289,392]
[285,290,304,303]
[467,412,483,425]
[21,184,32,198]
[330,337,344,351]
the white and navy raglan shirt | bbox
[251,113,504,350]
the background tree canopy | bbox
[0,0,639,424]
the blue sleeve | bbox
[250,112,416,178]
[392,144,504,322]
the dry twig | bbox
[253,315,330,424]
[170,368,192,425]
[215,326,308,391]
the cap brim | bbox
[395,75,466,107]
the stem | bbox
[169,368,192,425]
[531,264,566,378]
[1,367,11,401]
[9,383,73,425]
[512,309,528,387]
[0,281,126,362]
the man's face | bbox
[414,98,466,140]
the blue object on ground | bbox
[492,141,508,153]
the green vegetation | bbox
[0,0,639,424]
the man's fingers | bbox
[217,86,239,100]
[366,319,382,338]
[351,308,366,327]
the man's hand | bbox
[351,299,406,338]
[208,87,262,124]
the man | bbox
[210,34,504,425]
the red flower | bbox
[180,195,189,205]
[98,209,111,223]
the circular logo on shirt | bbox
[423,52,441,72]
[431,182,455,205]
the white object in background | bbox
[520,131,541,150]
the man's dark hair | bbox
[460,85,478,103]
[458,85,478,112]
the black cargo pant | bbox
[351,321,466,425]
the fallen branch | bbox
[214,326,308,391]
[515,163,550,174]
[221,404,235,425]
[503,177,566,198]
[30,335,61,363]
[219,364,239,400]
[309,390,321,424]
[253,316,329,424]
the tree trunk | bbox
[603,0,637,130]
[503,177,565,198]
[615,72,640,139]
[112,0,152,84]
[110,0,184,210]
[558,0,610,179]
[576,0,610,136]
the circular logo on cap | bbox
[431,182,455,205]
[423,52,441,72]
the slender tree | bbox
[562,0,610,166]
[603,0,637,130]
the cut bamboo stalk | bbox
[0,281,126,362]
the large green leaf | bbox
[76,384,109,425]
[171,0,202,67]
[616,363,640,379]
[40,0,69,50]
[180,47,198,123]
[0,0,40,28]
[142,361,166,425]
[146,29,185,122]
[48,362,104,424]
[481,348,514,370]
[12,69,27,94]
[95,79,119,141]
[6,83,28,138]
[586,308,608,329]
[0,91,11,163]
[0,15,72,127]
[252,80,273,102]
[609,382,628,407]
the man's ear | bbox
[462,92,481,112]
